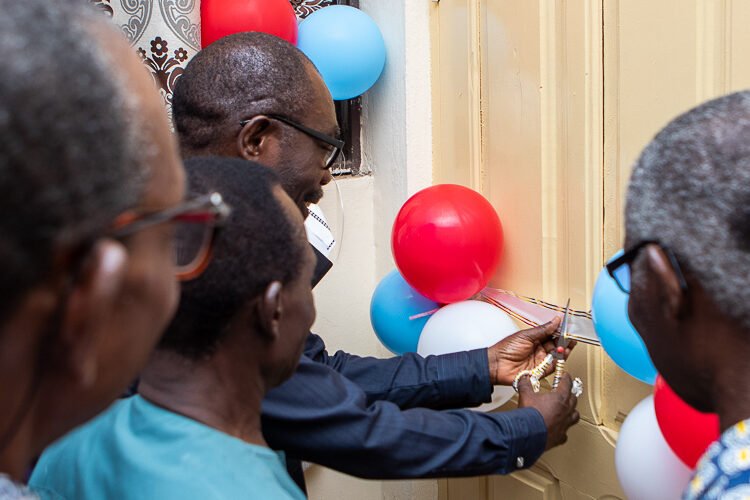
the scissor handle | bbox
[552,359,566,389]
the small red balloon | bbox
[654,375,720,468]
[391,184,504,304]
[201,0,298,48]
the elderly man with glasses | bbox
[30,158,311,500]
[0,0,227,496]
[171,31,581,490]
[614,90,750,499]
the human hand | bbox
[487,317,575,386]
[517,373,580,450]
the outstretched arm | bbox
[262,355,548,479]
[304,332,493,410]
[303,319,567,410]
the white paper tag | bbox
[305,203,336,259]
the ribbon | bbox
[480,288,601,346]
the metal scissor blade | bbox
[551,298,571,390]
[557,298,571,350]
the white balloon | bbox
[615,396,693,500]
[418,300,519,411]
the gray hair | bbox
[626,90,750,328]
[0,0,149,321]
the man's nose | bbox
[321,168,333,186]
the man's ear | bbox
[644,244,687,320]
[237,116,276,161]
[258,281,283,341]
[58,239,128,388]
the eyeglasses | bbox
[606,240,688,294]
[111,192,231,281]
[240,114,345,169]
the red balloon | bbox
[201,0,298,48]
[391,184,504,304]
[654,375,720,468]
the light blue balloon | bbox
[298,6,386,100]
[592,251,658,385]
[370,270,439,355]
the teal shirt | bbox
[30,396,305,500]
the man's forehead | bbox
[314,106,339,138]
[304,64,338,133]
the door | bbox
[431,0,750,498]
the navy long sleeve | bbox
[304,332,494,410]
[262,355,548,479]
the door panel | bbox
[432,0,750,498]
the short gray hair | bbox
[626,90,750,328]
[0,0,149,321]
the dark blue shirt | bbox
[261,333,548,480]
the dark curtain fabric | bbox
[291,0,337,18]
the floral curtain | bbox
[90,0,198,126]
[291,0,336,18]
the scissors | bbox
[551,299,571,390]
[512,298,583,397]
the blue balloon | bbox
[370,270,439,355]
[592,251,658,384]
[298,6,386,100]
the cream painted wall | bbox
[303,1,436,499]
[310,177,379,356]
[360,0,434,279]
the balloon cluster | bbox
[615,396,693,499]
[201,0,386,100]
[370,185,511,409]
[616,386,719,498]
[592,252,720,495]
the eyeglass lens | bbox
[329,149,346,169]
[612,264,631,294]
[174,219,213,276]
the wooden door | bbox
[431,0,750,498]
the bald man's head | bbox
[172,32,337,217]
[173,32,320,155]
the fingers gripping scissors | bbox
[551,299,571,390]
[512,299,579,394]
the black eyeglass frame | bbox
[606,240,689,294]
[240,114,345,169]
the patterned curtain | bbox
[291,0,336,18]
[90,1,198,126]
